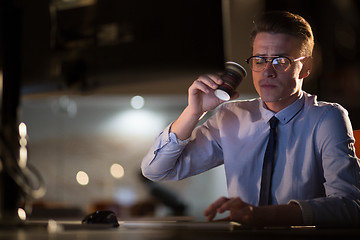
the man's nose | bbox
[263,61,276,78]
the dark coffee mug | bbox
[215,61,247,101]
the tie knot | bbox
[269,116,279,129]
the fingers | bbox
[190,74,223,94]
[203,196,229,222]
[199,74,223,87]
[217,197,246,213]
[204,197,250,222]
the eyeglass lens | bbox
[249,57,291,72]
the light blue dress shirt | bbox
[141,92,360,227]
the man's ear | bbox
[299,57,312,79]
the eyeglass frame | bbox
[245,55,311,72]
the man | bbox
[141,11,360,227]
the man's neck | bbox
[264,91,303,113]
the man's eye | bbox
[274,58,287,65]
[254,58,264,64]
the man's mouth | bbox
[260,83,277,88]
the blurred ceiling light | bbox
[19,122,27,138]
[130,95,145,109]
[19,138,27,147]
[76,171,89,185]
[19,147,27,169]
[110,163,125,179]
[18,122,28,168]
[101,109,165,137]
[18,208,27,221]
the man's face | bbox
[252,32,309,112]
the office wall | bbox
[20,95,229,220]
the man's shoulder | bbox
[303,92,348,116]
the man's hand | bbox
[187,74,239,116]
[203,197,256,225]
[187,74,224,116]
[203,196,303,227]
[170,74,239,140]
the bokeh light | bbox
[130,95,145,109]
[76,171,89,186]
[110,163,125,179]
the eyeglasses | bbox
[245,56,309,72]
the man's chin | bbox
[260,96,281,103]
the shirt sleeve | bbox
[141,123,187,181]
[141,112,225,182]
[288,200,314,225]
[300,104,360,227]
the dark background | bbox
[1,0,359,128]
[1,0,224,93]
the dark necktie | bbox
[259,116,279,206]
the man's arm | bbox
[309,105,360,226]
[170,74,227,140]
[141,74,236,181]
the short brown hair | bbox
[250,11,314,56]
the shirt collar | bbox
[260,91,305,124]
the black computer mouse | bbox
[82,210,119,227]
